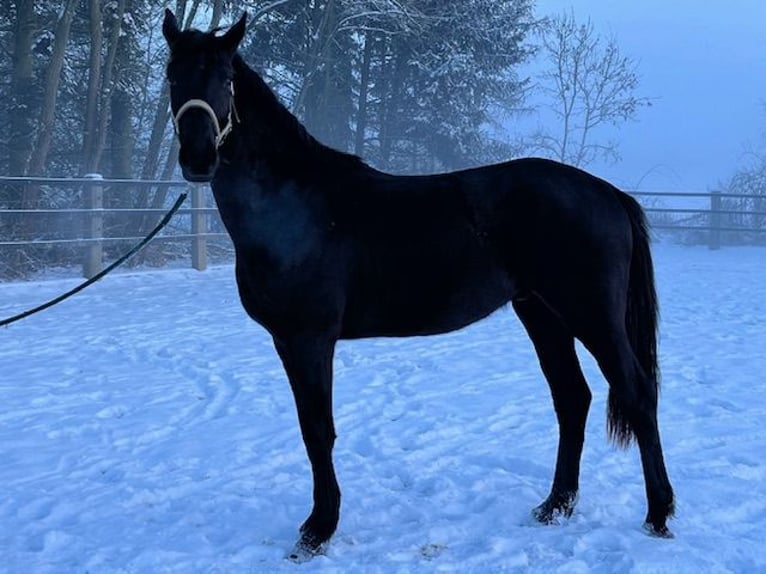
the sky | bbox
[523,0,766,191]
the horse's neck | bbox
[227,55,367,186]
[228,57,314,172]
[212,64,324,264]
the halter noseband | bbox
[172,82,239,148]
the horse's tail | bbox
[609,191,660,448]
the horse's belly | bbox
[340,261,515,339]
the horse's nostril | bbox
[179,151,219,183]
[178,140,219,180]
[181,165,216,183]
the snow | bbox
[1,244,764,573]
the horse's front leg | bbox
[274,333,340,561]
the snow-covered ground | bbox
[1,244,764,573]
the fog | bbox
[525,0,766,191]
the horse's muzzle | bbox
[179,142,219,183]
[181,161,217,183]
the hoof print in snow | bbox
[420,543,447,561]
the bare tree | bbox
[530,11,650,167]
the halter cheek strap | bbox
[172,82,239,148]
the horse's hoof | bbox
[286,533,326,563]
[532,503,557,524]
[643,521,674,539]
[532,491,578,525]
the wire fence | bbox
[1,176,764,280]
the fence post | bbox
[191,184,208,271]
[83,173,104,278]
[709,189,721,250]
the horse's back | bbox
[333,157,638,339]
[463,157,629,234]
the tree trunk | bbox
[6,0,36,240]
[354,31,374,157]
[379,43,407,170]
[8,0,36,177]
[110,1,134,180]
[81,0,103,175]
[26,0,79,181]
[183,0,202,28]
[140,0,207,183]
[300,0,354,151]
[139,0,188,182]
[90,0,126,174]
[210,0,224,29]
[139,92,170,180]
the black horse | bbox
[162,10,674,559]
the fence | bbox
[0,175,231,279]
[1,177,765,280]
[632,190,766,250]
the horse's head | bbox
[163,9,246,182]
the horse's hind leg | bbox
[274,333,340,559]
[513,296,592,523]
[578,320,675,537]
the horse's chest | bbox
[234,248,342,335]
[215,182,323,270]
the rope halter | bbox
[172,81,239,149]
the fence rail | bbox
[0,175,232,279]
[1,176,764,279]
[630,189,766,250]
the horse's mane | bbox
[231,54,367,178]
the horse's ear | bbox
[163,8,181,46]
[220,13,247,53]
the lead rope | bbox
[0,192,188,328]
[0,82,240,327]
[3,82,241,327]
